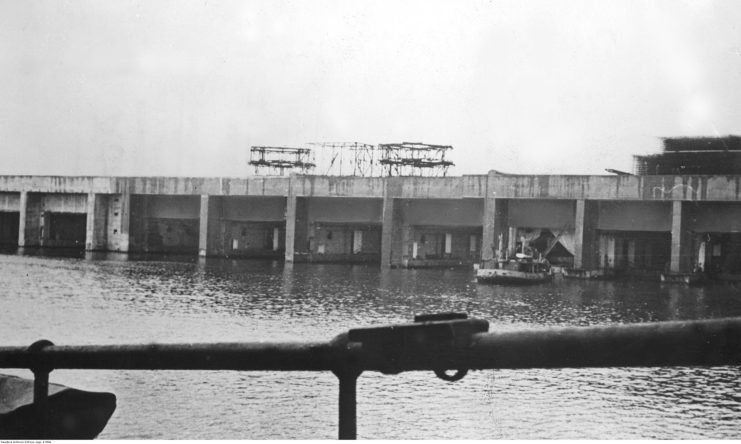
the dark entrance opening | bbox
[48,213,87,248]
[0,212,19,246]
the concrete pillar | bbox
[482,198,508,265]
[670,200,691,273]
[285,195,297,262]
[127,194,148,252]
[380,198,404,267]
[117,192,131,252]
[85,193,108,251]
[482,191,497,264]
[380,196,394,267]
[574,199,597,269]
[85,193,95,250]
[206,196,223,257]
[18,192,41,248]
[17,191,27,247]
[381,178,403,268]
[198,195,223,257]
[483,172,510,266]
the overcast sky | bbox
[2,0,741,177]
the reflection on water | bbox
[1,251,741,438]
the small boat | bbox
[476,254,552,285]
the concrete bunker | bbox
[19,193,89,249]
[130,195,200,254]
[222,197,286,258]
[44,213,87,247]
[295,197,383,264]
[685,202,741,280]
[400,199,483,268]
[594,201,672,276]
[500,200,577,267]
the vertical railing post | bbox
[28,340,54,439]
[334,369,361,440]
[32,368,51,438]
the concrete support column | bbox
[574,199,597,269]
[482,191,497,264]
[198,195,222,257]
[85,193,108,251]
[85,193,95,250]
[17,191,27,247]
[18,192,41,248]
[285,196,297,262]
[670,200,691,273]
[206,196,223,257]
[381,178,403,268]
[128,195,150,253]
[483,172,510,266]
[574,200,586,268]
[482,198,508,265]
[117,192,131,252]
[380,197,395,267]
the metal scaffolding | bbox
[248,142,456,177]
[308,142,378,177]
[378,142,454,177]
[249,146,315,176]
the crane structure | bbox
[307,142,378,177]
[248,142,455,177]
[248,146,316,176]
[378,142,454,177]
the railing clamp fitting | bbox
[27,339,55,374]
[347,312,489,381]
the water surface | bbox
[1,251,740,439]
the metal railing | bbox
[2,313,741,439]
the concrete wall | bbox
[146,219,199,253]
[488,174,741,201]
[596,201,672,232]
[0,193,19,212]
[312,224,381,255]
[307,197,383,223]
[105,194,130,251]
[401,198,483,227]
[0,176,116,193]
[42,194,87,213]
[122,177,290,196]
[2,174,741,201]
[408,227,481,260]
[3,174,741,269]
[395,176,488,199]
[146,196,200,219]
[17,193,88,247]
[226,222,284,255]
[291,177,385,198]
[687,202,741,233]
[129,195,199,252]
[508,199,575,230]
[302,197,383,261]
[222,196,286,222]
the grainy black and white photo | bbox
[1,0,741,440]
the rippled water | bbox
[1,250,741,439]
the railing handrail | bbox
[2,317,740,372]
[3,316,741,439]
